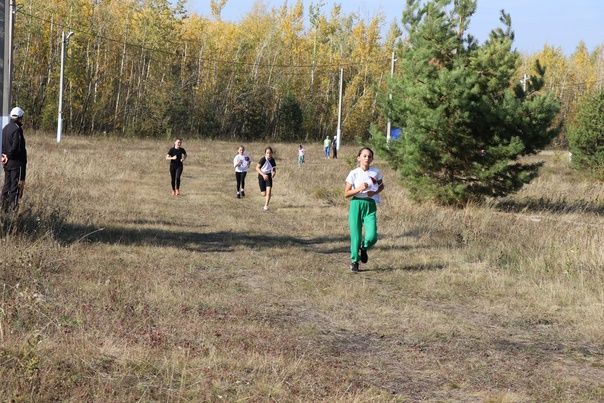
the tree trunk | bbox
[115,43,127,127]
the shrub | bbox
[567,89,604,179]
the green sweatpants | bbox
[349,198,377,263]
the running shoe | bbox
[350,262,359,272]
[360,247,368,264]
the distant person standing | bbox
[344,147,384,272]
[233,145,251,198]
[1,107,27,212]
[297,144,305,166]
[165,138,187,196]
[323,136,331,159]
[331,136,338,159]
[256,146,277,211]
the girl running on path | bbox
[297,144,305,166]
[166,138,187,196]
[344,147,384,272]
[233,145,251,198]
[256,146,277,211]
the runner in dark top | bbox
[165,138,187,196]
[256,146,277,211]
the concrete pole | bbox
[57,31,73,143]
[386,51,395,143]
[1,0,15,136]
[336,67,343,150]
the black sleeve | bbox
[4,126,19,159]
[258,157,266,166]
[167,147,174,156]
[270,158,277,169]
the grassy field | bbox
[0,133,603,401]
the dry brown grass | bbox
[0,133,602,401]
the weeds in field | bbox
[0,134,602,400]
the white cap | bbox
[10,107,24,118]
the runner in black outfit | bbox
[165,138,187,196]
[256,146,277,211]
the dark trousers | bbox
[170,164,183,191]
[2,167,22,212]
[235,171,247,192]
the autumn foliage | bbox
[10,0,604,144]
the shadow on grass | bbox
[496,198,604,215]
[57,223,348,253]
[314,246,350,254]
[120,218,205,227]
[367,262,448,273]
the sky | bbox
[179,0,604,56]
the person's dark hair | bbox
[265,146,273,153]
[357,147,374,158]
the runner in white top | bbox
[233,145,251,198]
[344,147,384,272]
[298,144,305,166]
[345,166,383,204]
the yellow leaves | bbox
[179,15,209,43]
[210,0,228,21]
[570,41,597,90]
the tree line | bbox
[11,0,604,143]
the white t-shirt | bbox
[345,166,383,203]
[258,157,276,174]
[233,153,251,172]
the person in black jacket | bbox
[331,136,338,159]
[1,107,27,212]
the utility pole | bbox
[1,0,15,134]
[57,31,73,143]
[336,67,343,150]
[386,51,396,143]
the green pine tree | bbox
[373,0,560,206]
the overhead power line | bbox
[15,8,390,70]
[13,8,603,89]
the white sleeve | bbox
[345,170,355,185]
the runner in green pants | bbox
[348,198,377,262]
[344,147,384,272]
